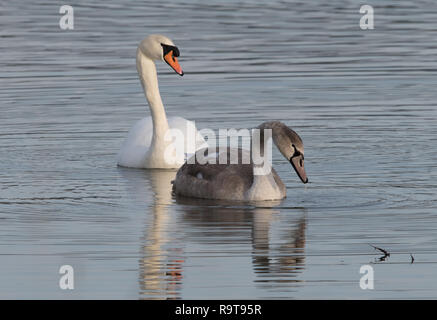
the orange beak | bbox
[164,51,184,76]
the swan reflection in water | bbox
[178,197,306,291]
[118,168,183,299]
[119,168,306,299]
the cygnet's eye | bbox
[291,144,302,157]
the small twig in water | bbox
[369,244,390,257]
[369,244,390,262]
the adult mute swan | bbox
[117,35,206,169]
[172,121,308,201]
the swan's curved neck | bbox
[251,128,272,174]
[246,128,281,200]
[136,48,169,140]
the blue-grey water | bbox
[1,0,437,299]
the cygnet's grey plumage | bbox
[172,121,307,201]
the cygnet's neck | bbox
[251,127,273,175]
[246,128,281,200]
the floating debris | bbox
[369,244,390,262]
[410,254,415,264]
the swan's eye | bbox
[292,145,302,158]
[161,43,180,58]
[162,43,184,76]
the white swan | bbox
[117,35,206,169]
[172,121,308,201]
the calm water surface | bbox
[1,0,437,299]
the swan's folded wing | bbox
[167,116,208,161]
[117,117,153,168]
[172,148,254,200]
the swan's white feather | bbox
[117,116,207,168]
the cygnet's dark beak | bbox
[290,154,308,184]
